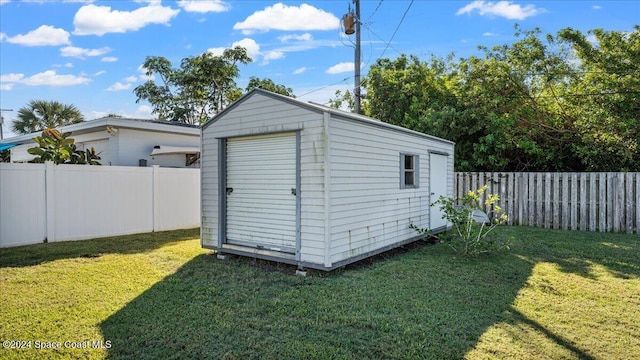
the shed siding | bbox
[201,93,328,264]
[328,117,453,264]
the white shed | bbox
[201,89,455,271]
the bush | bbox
[412,185,512,256]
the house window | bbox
[400,153,419,189]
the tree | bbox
[134,47,252,124]
[348,25,640,172]
[326,89,355,112]
[11,100,84,135]
[245,77,295,98]
[557,26,640,171]
[28,129,101,165]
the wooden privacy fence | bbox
[455,172,640,234]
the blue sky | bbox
[1,0,638,138]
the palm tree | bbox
[11,100,85,135]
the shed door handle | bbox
[226,187,233,194]
[291,188,297,196]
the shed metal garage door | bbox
[226,133,297,252]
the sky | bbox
[0,0,638,138]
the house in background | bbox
[200,88,455,271]
[0,117,200,168]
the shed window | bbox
[400,153,419,189]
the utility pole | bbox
[0,109,13,140]
[354,0,361,114]
[343,0,361,114]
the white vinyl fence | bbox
[455,172,640,234]
[0,163,200,247]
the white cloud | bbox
[279,33,313,42]
[293,67,308,75]
[234,3,340,34]
[53,62,75,68]
[456,1,544,20]
[233,38,260,59]
[0,0,11,5]
[1,73,25,82]
[263,51,284,63]
[5,25,70,46]
[483,32,497,36]
[592,5,601,10]
[0,83,13,91]
[134,105,153,118]
[101,56,118,62]
[93,70,106,76]
[0,33,6,41]
[326,62,354,75]
[4,70,89,87]
[73,3,180,36]
[107,82,131,91]
[60,45,112,58]
[123,76,138,83]
[209,38,260,60]
[177,0,229,13]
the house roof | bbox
[0,117,200,145]
[201,88,455,145]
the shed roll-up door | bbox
[226,133,297,252]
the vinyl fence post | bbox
[152,165,160,232]
[45,161,55,243]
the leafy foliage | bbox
[134,47,253,124]
[0,149,9,163]
[11,100,84,135]
[28,129,101,165]
[412,185,511,256]
[246,77,295,97]
[336,25,640,171]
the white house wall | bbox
[201,93,328,265]
[116,128,200,167]
[72,133,111,166]
[327,116,454,265]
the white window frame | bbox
[400,153,419,189]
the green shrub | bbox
[412,185,512,256]
[28,128,101,165]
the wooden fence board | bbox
[589,173,596,232]
[625,173,632,234]
[599,173,607,232]
[454,172,639,234]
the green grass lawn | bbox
[1,227,638,359]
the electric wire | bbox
[364,0,384,24]
[379,0,414,60]
[296,76,353,99]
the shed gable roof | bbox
[201,88,454,145]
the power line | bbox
[379,0,414,60]
[296,77,352,99]
[364,0,384,24]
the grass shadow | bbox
[100,240,535,359]
[500,226,640,280]
[0,228,200,268]
[505,307,597,360]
